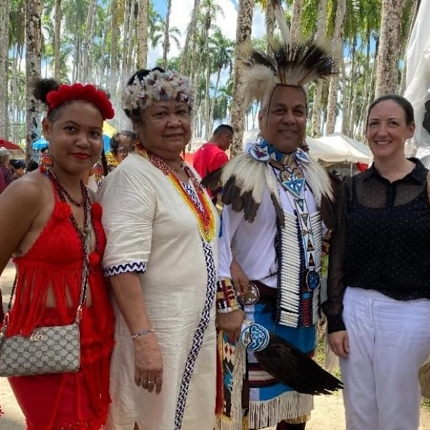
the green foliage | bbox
[1,0,419,141]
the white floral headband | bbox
[121,69,194,112]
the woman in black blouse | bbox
[323,94,430,430]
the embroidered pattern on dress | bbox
[182,182,204,211]
[174,240,216,429]
[104,261,147,277]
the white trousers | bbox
[340,287,430,430]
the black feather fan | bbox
[254,333,343,395]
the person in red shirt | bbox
[193,125,233,200]
[193,124,233,179]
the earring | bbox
[39,151,53,175]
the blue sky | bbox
[153,0,239,18]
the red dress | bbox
[3,196,114,429]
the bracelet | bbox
[131,328,154,339]
[216,278,241,313]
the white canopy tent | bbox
[242,129,371,164]
[316,133,371,164]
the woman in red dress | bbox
[0,78,115,429]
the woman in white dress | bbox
[98,67,243,430]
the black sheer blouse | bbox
[322,159,430,333]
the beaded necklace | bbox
[47,169,92,252]
[136,147,216,244]
[47,169,87,207]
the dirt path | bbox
[2,261,430,429]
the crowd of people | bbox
[0,13,429,430]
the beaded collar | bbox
[248,139,311,168]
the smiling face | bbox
[42,100,104,176]
[366,100,415,161]
[134,99,191,161]
[258,85,307,154]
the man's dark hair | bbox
[213,124,233,137]
[110,131,138,154]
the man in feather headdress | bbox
[205,3,338,429]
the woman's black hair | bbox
[10,159,26,170]
[367,94,415,126]
[100,148,109,176]
[33,78,63,121]
[123,67,165,121]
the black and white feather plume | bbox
[254,333,343,395]
[240,41,337,110]
[238,0,336,109]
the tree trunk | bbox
[121,0,133,88]
[136,0,149,69]
[181,0,201,74]
[0,0,10,139]
[325,0,346,135]
[315,0,328,42]
[109,0,120,97]
[26,0,42,163]
[290,0,304,44]
[265,0,275,51]
[54,0,61,81]
[162,0,172,68]
[362,38,379,136]
[204,60,212,140]
[209,70,222,135]
[375,0,405,98]
[81,0,96,81]
[230,0,255,157]
[311,0,328,137]
[342,40,356,136]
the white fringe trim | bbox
[249,391,314,429]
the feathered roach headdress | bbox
[239,0,336,110]
[203,0,337,225]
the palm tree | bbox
[136,0,149,68]
[375,0,406,98]
[54,0,62,80]
[151,18,182,67]
[25,0,42,161]
[109,0,120,96]
[162,0,173,68]
[325,0,346,135]
[290,0,304,43]
[181,0,202,74]
[230,0,255,157]
[207,31,234,135]
[0,0,10,138]
[310,0,328,137]
[81,0,97,81]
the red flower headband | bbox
[47,83,115,120]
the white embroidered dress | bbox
[98,153,218,430]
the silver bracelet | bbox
[131,328,154,339]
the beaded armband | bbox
[216,278,240,313]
